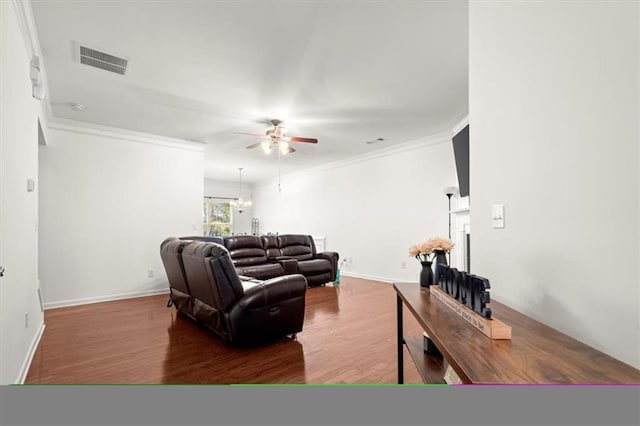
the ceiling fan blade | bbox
[289,136,318,144]
[287,146,297,154]
[245,142,262,149]
[234,132,264,137]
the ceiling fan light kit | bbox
[261,142,271,154]
[233,119,319,193]
[235,119,318,156]
[279,141,292,155]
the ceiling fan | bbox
[234,119,318,155]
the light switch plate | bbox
[492,204,505,228]
[27,178,35,192]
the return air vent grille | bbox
[79,45,128,75]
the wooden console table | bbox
[394,282,640,384]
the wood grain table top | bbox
[394,282,640,384]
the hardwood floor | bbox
[26,277,424,384]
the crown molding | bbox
[253,130,453,189]
[452,114,469,135]
[47,118,206,152]
[11,1,37,58]
[12,0,53,120]
[11,0,52,112]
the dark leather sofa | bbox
[225,234,339,287]
[224,235,285,280]
[181,234,339,287]
[160,237,307,345]
[262,234,338,287]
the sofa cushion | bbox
[278,234,314,261]
[224,236,267,266]
[225,235,264,250]
[298,258,332,275]
[229,248,268,266]
[182,242,244,312]
[261,235,281,258]
[181,242,218,309]
[209,245,246,311]
[236,263,285,280]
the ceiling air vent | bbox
[77,44,128,75]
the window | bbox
[203,198,232,236]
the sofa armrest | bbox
[238,275,262,282]
[316,251,339,280]
[269,257,299,274]
[227,274,307,344]
[236,274,307,311]
[270,255,295,261]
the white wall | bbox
[0,1,45,385]
[39,122,204,307]
[252,133,459,283]
[470,1,639,368]
[204,178,253,235]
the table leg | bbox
[397,294,404,384]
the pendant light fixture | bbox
[230,167,252,213]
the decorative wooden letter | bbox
[430,266,509,338]
[469,275,492,319]
[449,268,461,300]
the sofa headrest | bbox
[277,234,315,260]
[181,241,244,312]
[277,234,311,248]
[180,235,224,245]
[182,241,228,258]
[261,235,281,258]
[161,237,191,254]
[261,235,279,248]
[161,236,178,250]
[224,235,264,251]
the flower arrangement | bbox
[409,237,455,263]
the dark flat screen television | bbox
[452,124,469,197]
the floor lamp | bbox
[442,186,459,264]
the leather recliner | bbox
[178,241,307,345]
[160,237,195,319]
[179,235,224,245]
[223,235,286,280]
[173,234,339,287]
[268,234,339,287]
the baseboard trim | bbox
[340,271,396,284]
[44,288,170,310]
[15,321,45,384]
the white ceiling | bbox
[32,1,468,183]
